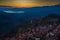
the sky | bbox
[0,0,60,8]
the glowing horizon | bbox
[0,0,60,8]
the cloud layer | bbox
[3,10,24,13]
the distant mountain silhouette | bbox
[32,4,60,8]
[0,4,60,8]
[0,5,13,8]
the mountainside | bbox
[0,5,60,37]
[40,14,60,25]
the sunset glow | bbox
[0,0,60,8]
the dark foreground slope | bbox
[0,5,60,37]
